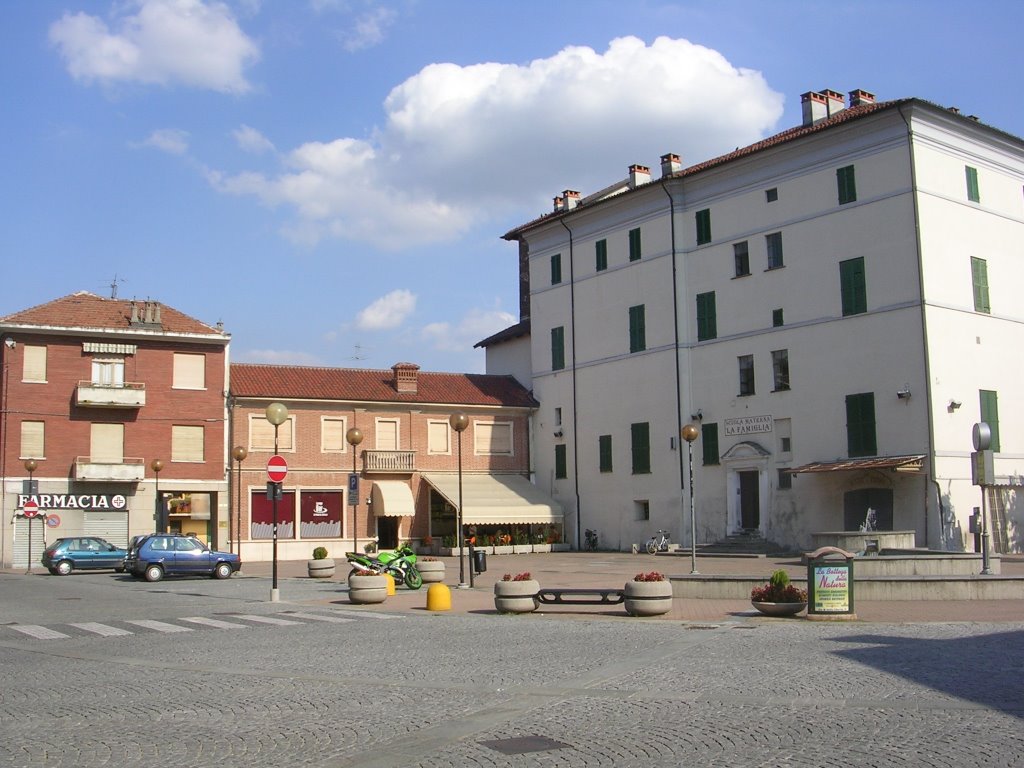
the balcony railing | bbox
[75,380,146,408]
[74,456,146,482]
[361,450,416,473]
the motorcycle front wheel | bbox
[404,566,423,590]
[385,566,406,587]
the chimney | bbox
[628,164,651,188]
[129,301,140,324]
[563,190,581,210]
[660,153,682,178]
[823,89,845,117]
[553,195,564,212]
[392,362,419,394]
[801,91,828,126]
[849,89,876,108]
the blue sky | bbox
[3,1,1022,374]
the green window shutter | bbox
[629,304,646,353]
[631,422,650,474]
[696,291,717,341]
[845,392,877,457]
[695,209,711,245]
[555,444,567,479]
[766,232,784,269]
[971,257,990,313]
[550,326,565,371]
[979,390,1000,451]
[966,166,980,203]
[550,253,562,285]
[837,165,857,204]
[628,228,642,261]
[840,257,867,316]
[772,308,784,327]
[596,239,608,271]
[599,435,613,473]
[701,423,719,465]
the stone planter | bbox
[551,543,571,552]
[493,545,514,556]
[532,543,552,554]
[307,558,336,578]
[348,573,388,604]
[752,601,806,617]
[493,579,540,614]
[512,544,532,554]
[624,579,674,616]
[418,560,446,584]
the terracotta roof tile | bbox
[230,363,537,408]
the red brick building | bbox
[0,292,230,568]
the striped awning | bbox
[421,473,562,525]
[787,455,926,474]
[371,481,415,517]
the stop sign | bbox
[267,455,288,482]
[23,500,40,518]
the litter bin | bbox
[473,548,487,574]
[806,546,857,621]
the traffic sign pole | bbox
[23,500,40,574]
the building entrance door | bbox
[739,470,760,530]
[377,516,399,549]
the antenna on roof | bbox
[350,344,369,361]
[108,274,126,299]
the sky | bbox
[3,0,1023,375]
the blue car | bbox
[125,533,240,582]
[42,537,127,575]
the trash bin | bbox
[806,546,857,621]
[473,548,487,574]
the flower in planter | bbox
[751,569,807,603]
[501,572,533,582]
[632,571,666,582]
[422,535,433,546]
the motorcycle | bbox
[345,546,423,590]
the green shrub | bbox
[312,546,329,560]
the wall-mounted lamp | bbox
[896,385,911,400]
[948,399,962,412]
[553,428,563,438]
[4,338,14,349]
[690,409,703,421]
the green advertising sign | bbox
[810,562,853,614]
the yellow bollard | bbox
[426,583,451,611]
[384,573,396,595]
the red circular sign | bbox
[266,455,288,482]
[23,500,40,518]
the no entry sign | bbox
[267,455,288,482]
[22,500,40,518]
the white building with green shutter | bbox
[489,88,1024,554]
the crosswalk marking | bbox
[10,624,71,640]
[69,622,134,637]
[124,619,193,633]
[284,612,356,624]
[328,608,403,620]
[180,616,249,630]
[230,614,303,626]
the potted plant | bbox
[624,571,673,616]
[512,529,532,554]
[532,531,551,554]
[750,569,807,616]
[418,556,446,584]
[493,532,513,556]
[348,570,388,604]
[307,546,335,578]
[493,572,539,613]
[417,535,434,555]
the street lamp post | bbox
[346,427,363,554]
[449,413,469,589]
[150,459,164,532]
[265,402,289,602]
[23,459,37,573]
[231,446,248,556]
[681,424,700,575]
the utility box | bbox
[806,546,857,621]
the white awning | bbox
[371,481,415,517]
[421,473,563,525]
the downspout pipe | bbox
[558,217,582,550]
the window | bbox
[376,418,399,450]
[91,357,125,387]
[777,469,793,490]
[599,435,613,473]
[171,425,204,462]
[551,326,565,370]
[701,423,719,465]
[734,241,750,277]
[837,165,857,204]
[475,421,513,455]
[979,390,1000,451]
[965,165,980,203]
[845,392,877,457]
[775,418,792,457]
[595,239,608,271]
[630,422,650,474]
[696,291,717,341]
[738,355,755,396]
[555,444,567,479]
[635,500,650,521]
[20,421,44,459]
[765,187,778,203]
[840,257,867,316]
[971,257,990,313]
[427,420,450,454]
[322,417,347,452]
[766,232,784,269]
[628,304,646,353]
[172,353,205,390]
[695,209,712,245]
[772,308,784,327]
[554,407,562,426]
[249,413,295,451]
[23,345,46,382]
[90,423,124,463]
[771,349,790,391]
[628,228,642,261]
[550,253,562,285]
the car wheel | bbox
[144,564,164,582]
[213,562,233,580]
[56,560,74,576]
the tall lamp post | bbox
[346,427,363,553]
[150,459,164,532]
[681,424,700,575]
[449,413,469,589]
[265,402,289,602]
[231,446,247,555]
[23,459,37,573]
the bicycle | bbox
[584,528,599,551]
[645,529,670,554]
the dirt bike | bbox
[345,546,423,590]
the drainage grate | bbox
[479,736,571,755]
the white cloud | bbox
[341,7,397,52]
[232,125,275,154]
[139,127,190,154]
[210,35,783,248]
[49,0,259,93]
[356,289,417,330]
[421,307,516,353]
